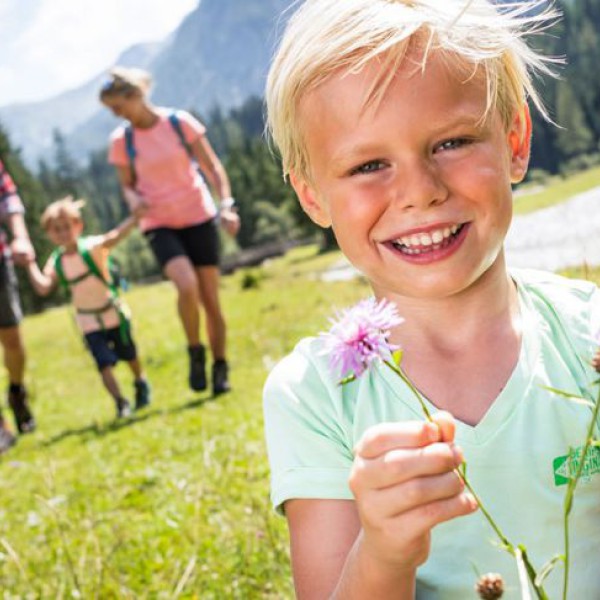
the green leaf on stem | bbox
[534,554,565,587]
[392,349,403,366]
[542,385,594,407]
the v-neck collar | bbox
[376,274,540,446]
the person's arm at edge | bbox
[286,499,416,599]
[7,212,35,263]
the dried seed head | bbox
[475,572,505,599]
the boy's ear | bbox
[508,103,532,184]
[289,171,332,228]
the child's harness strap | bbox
[52,238,130,343]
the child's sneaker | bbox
[0,417,16,454]
[115,398,132,418]
[188,345,207,391]
[7,385,36,434]
[212,359,231,396]
[134,379,151,410]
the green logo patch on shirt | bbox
[553,445,600,486]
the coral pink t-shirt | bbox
[108,108,217,232]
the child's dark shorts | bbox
[0,257,23,328]
[84,324,137,370]
[144,219,220,269]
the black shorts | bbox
[84,324,137,371]
[144,220,220,269]
[0,257,23,328]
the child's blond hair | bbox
[41,196,86,231]
[266,0,560,182]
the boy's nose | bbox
[392,160,449,211]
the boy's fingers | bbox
[351,442,463,490]
[432,411,455,443]
[355,421,441,459]
[382,492,478,543]
[359,470,465,519]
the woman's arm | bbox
[114,164,148,219]
[192,134,240,236]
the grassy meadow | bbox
[0,246,368,598]
[2,167,599,597]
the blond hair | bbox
[99,66,153,102]
[41,196,86,231]
[266,0,560,181]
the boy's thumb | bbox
[432,411,456,443]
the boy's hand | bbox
[349,412,477,574]
[10,237,35,266]
[592,348,600,373]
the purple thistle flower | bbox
[321,298,404,380]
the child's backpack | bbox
[124,111,193,187]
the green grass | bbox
[513,165,600,215]
[0,245,366,598]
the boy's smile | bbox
[291,51,530,301]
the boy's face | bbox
[291,52,531,301]
[47,216,83,248]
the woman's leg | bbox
[195,266,226,360]
[163,256,202,346]
[196,266,230,394]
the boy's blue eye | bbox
[436,138,471,152]
[349,160,386,176]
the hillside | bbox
[0,0,293,167]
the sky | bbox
[0,0,198,107]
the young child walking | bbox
[27,197,151,418]
[263,1,600,598]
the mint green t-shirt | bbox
[263,269,600,599]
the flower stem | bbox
[383,359,548,597]
[561,383,600,600]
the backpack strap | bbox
[168,111,195,161]
[124,111,194,189]
[124,124,137,187]
[51,248,68,291]
[77,237,116,294]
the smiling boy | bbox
[263,1,600,598]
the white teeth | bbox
[394,224,462,249]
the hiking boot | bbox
[0,418,16,453]
[8,385,36,434]
[212,359,231,396]
[115,398,132,419]
[188,345,207,392]
[134,379,151,410]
